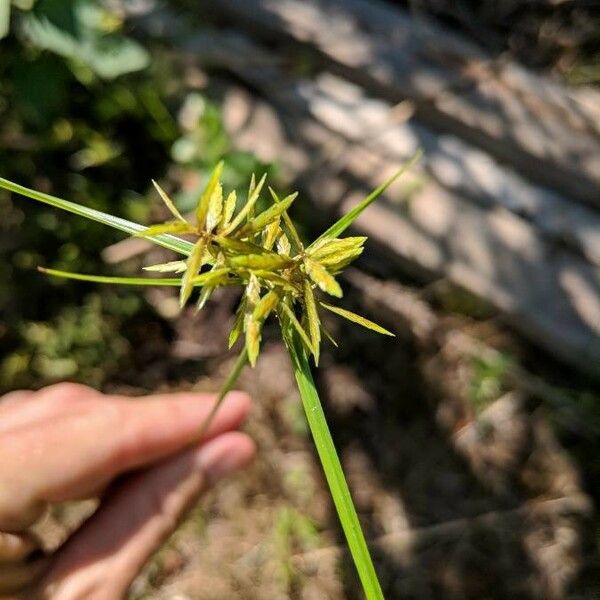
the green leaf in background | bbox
[0,0,10,39]
[20,0,150,79]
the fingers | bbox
[0,388,251,530]
[0,532,48,596]
[37,432,255,600]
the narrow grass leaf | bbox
[152,179,186,222]
[309,149,422,247]
[38,267,182,286]
[195,161,224,229]
[305,259,342,298]
[320,302,395,336]
[0,177,195,256]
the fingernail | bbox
[220,390,251,407]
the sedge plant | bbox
[0,150,420,599]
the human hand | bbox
[0,383,255,599]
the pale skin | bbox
[0,383,256,599]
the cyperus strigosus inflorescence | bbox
[0,149,421,599]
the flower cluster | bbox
[142,162,393,366]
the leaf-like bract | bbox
[152,180,186,222]
[309,150,422,247]
[320,303,395,336]
[280,301,314,356]
[38,267,182,286]
[0,178,195,256]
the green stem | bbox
[286,336,384,600]
[197,347,248,441]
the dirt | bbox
[58,284,591,599]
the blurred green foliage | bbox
[0,0,275,392]
[469,354,511,412]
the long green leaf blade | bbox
[0,177,194,256]
[285,334,384,600]
[38,267,183,286]
[309,149,422,248]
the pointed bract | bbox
[320,302,395,336]
[152,179,186,222]
[280,301,314,356]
